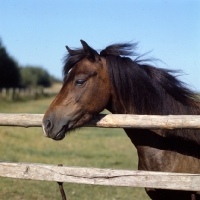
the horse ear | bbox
[80,40,100,62]
[66,46,73,54]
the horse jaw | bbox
[42,106,94,140]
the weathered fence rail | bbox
[1,161,200,191]
[1,113,200,129]
[1,113,200,192]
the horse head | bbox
[42,40,111,140]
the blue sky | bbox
[0,0,200,91]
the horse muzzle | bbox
[42,118,67,140]
[42,106,92,140]
[42,109,73,140]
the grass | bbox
[0,97,149,200]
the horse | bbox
[42,40,200,200]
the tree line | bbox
[0,39,60,89]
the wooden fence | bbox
[1,114,200,192]
[0,84,61,100]
[0,88,45,101]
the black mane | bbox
[63,42,200,115]
[99,43,199,114]
[63,48,86,76]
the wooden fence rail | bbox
[0,113,200,129]
[1,161,200,191]
[1,113,200,192]
[0,162,200,191]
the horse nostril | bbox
[45,119,54,132]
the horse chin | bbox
[52,126,67,141]
[52,113,94,141]
[52,114,93,140]
[71,113,94,129]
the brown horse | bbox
[42,40,200,200]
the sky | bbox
[0,0,200,91]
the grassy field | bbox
[0,97,149,200]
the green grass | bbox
[0,98,149,200]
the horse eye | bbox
[74,79,86,86]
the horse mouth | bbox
[53,126,67,140]
[52,114,94,141]
[52,120,79,140]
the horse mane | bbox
[63,42,200,115]
[99,43,200,115]
[63,48,86,77]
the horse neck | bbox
[105,61,200,115]
[106,83,200,115]
[106,91,130,114]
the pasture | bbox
[0,98,149,199]
[0,83,62,101]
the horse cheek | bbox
[91,84,110,113]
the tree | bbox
[20,66,52,88]
[0,40,20,88]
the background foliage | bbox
[0,40,20,88]
[20,66,52,88]
[0,39,60,89]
